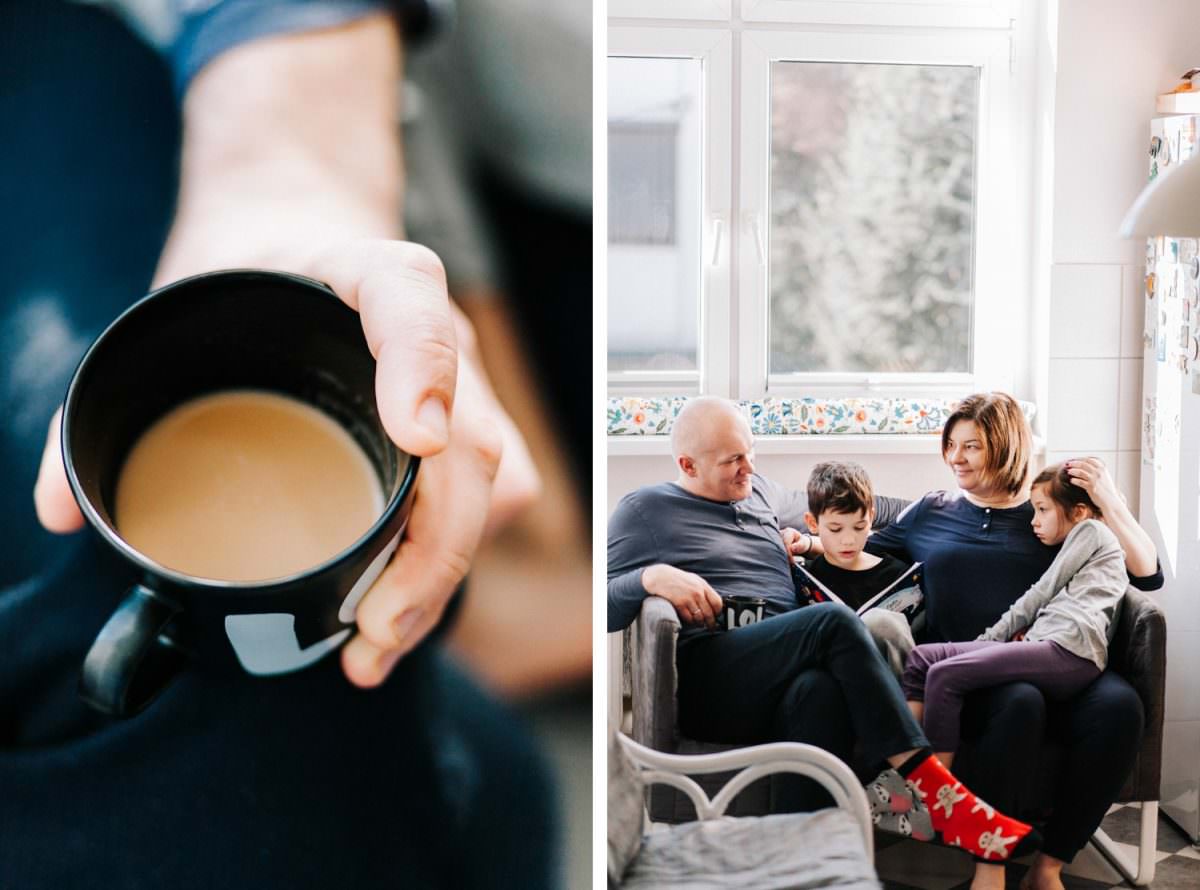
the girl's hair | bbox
[940,392,1032,497]
[1031,463,1102,520]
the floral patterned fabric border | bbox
[607,397,1036,436]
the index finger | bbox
[304,240,457,458]
[702,584,724,628]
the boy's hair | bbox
[941,392,1032,497]
[1031,463,1102,520]
[807,461,874,518]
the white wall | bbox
[1043,0,1200,515]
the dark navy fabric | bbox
[0,5,554,886]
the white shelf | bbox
[1156,93,1200,114]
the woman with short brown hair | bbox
[939,392,1032,499]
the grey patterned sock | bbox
[867,768,935,842]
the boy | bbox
[786,461,919,678]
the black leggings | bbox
[954,673,1144,862]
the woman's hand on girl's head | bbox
[1064,457,1123,512]
[1066,456,1159,577]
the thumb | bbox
[304,241,458,458]
[33,408,85,533]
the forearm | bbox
[1097,504,1158,578]
[607,568,649,633]
[156,15,403,283]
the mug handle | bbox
[80,583,188,717]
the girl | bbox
[901,463,1128,773]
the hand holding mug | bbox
[641,563,723,628]
[34,240,540,693]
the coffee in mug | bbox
[115,389,384,582]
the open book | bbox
[793,560,925,624]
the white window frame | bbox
[742,0,1013,29]
[738,29,1017,400]
[607,27,733,397]
[609,0,731,21]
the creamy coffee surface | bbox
[115,390,384,582]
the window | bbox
[767,61,980,375]
[607,28,733,393]
[608,57,702,373]
[609,121,680,247]
[608,12,1022,401]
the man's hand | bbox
[781,526,814,558]
[641,564,723,629]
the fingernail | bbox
[373,648,402,681]
[416,396,448,443]
[393,607,423,646]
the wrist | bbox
[640,564,664,595]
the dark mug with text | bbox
[719,595,767,631]
[62,270,419,717]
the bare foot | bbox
[970,863,1005,890]
[1018,870,1065,890]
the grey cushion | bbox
[621,809,880,890]
[608,728,645,885]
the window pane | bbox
[608,56,702,373]
[769,62,979,374]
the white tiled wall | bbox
[1045,263,1144,517]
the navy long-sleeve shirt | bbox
[866,490,1164,643]
[606,474,907,635]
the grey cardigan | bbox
[976,519,1127,670]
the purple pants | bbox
[902,640,1101,752]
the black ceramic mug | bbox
[62,270,419,718]
[718,595,767,631]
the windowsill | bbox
[608,434,1047,456]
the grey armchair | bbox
[629,589,1166,885]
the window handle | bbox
[750,214,766,266]
[709,217,725,266]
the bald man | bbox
[609,399,923,807]
[609,397,908,631]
